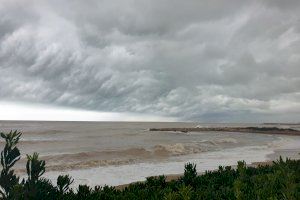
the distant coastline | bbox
[262,122,300,125]
[150,126,300,136]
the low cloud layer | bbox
[0,0,300,122]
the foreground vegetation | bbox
[0,131,299,199]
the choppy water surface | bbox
[1,121,300,186]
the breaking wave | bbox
[13,137,240,173]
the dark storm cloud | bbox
[0,0,300,122]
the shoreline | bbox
[115,158,298,190]
[115,160,275,190]
[115,146,300,190]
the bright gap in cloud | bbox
[0,102,177,122]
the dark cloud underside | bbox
[0,0,300,122]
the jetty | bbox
[149,127,300,136]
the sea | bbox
[0,121,300,187]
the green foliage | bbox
[26,152,45,183]
[177,185,192,200]
[77,185,92,199]
[57,174,74,194]
[182,163,197,185]
[0,130,21,199]
[1,130,300,199]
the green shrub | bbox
[0,130,21,199]
[182,162,197,185]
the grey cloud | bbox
[0,0,300,122]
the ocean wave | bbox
[14,144,199,173]
[0,139,60,144]
[13,137,240,173]
[215,138,238,144]
[153,143,203,156]
[15,158,140,174]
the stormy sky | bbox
[0,0,300,122]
